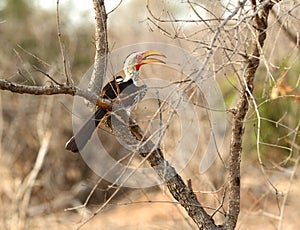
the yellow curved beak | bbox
[140,50,166,65]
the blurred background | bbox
[0,0,299,229]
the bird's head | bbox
[123,50,166,84]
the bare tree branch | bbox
[271,8,300,48]
[3,0,296,229]
[32,65,63,86]
[0,79,112,111]
[16,131,52,229]
[56,0,71,84]
[88,0,108,94]
[225,1,278,229]
[106,109,222,230]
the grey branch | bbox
[88,0,108,95]
[0,79,112,110]
[271,8,300,48]
[1,77,221,229]
[225,1,277,229]
[111,109,221,230]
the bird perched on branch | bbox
[66,50,166,152]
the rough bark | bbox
[88,0,108,94]
[0,79,112,111]
[111,109,222,230]
[225,1,276,229]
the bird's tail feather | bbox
[65,108,106,152]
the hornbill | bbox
[65,50,166,153]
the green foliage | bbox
[245,59,300,165]
[217,72,239,107]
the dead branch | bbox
[271,8,300,48]
[32,65,63,86]
[225,1,278,229]
[56,0,71,84]
[1,77,220,229]
[0,79,112,111]
[130,126,221,230]
[16,131,52,229]
[88,0,108,94]
[85,108,222,230]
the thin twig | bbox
[32,65,63,86]
[271,8,300,48]
[17,131,52,229]
[107,0,123,14]
[17,44,51,68]
[56,0,71,84]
